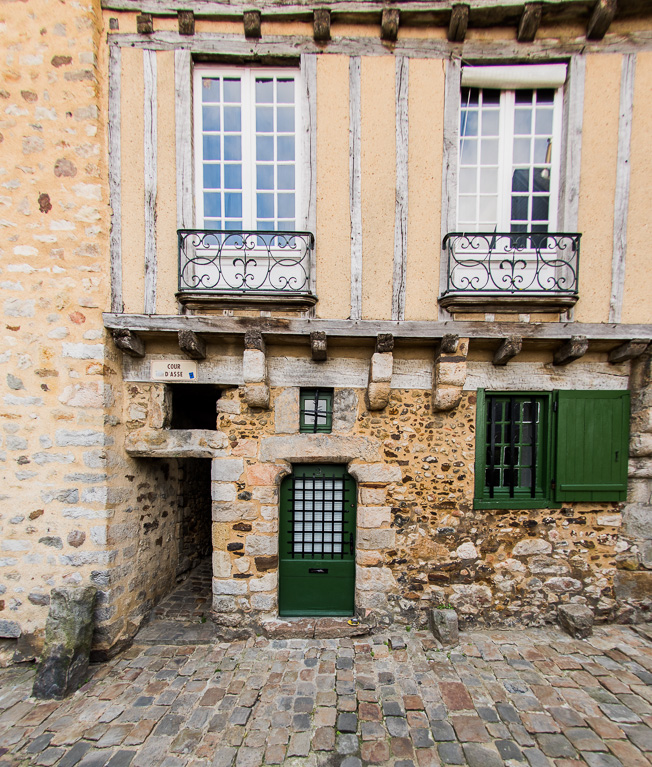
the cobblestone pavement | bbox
[152,560,213,623]
[1,620,652,767]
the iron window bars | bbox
[288,470,353,559]
[300,388,333,433]
[178,229,314,295]
[441,232,580,297]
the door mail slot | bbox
[309,568,328,574]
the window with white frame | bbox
[457,65,565,235]
[194,65,302,232]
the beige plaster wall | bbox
[575,54,621,324]
[360,56,395,321]
[120,47,145,315]
[315,55,351,320]
[622,51,652,324]
[405,58,444,321]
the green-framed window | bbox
[300,388,333,433]
[474,389,629,509]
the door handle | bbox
[309,568,328,574]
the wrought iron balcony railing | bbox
[178,229,314,298]
[441,232,581,302]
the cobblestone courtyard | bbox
[1,578,652,767]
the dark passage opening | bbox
[170,384,221,430]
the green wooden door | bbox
[279,464,356,617]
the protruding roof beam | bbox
[376,333,395,352]
[178,329,206,360]
[112,329,145,357]
[245,329,266,352]
[381,8,400,42]
[553,336,589,366]
[517,2,542,42]
[440,334,459,354]
[136,12,154,33]
[608,339,649,364]
[244,10,262,39]
[587,0,617,40]
[178,10,194,35]
[313,8,331,41]
[310,331,328,361]
[448,4,469,43]
[493,336,523,366]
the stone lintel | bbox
[125,428,228,458]
[260,435,381,464]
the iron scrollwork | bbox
[178,229,314,295]
[442,232,581,297]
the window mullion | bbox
[241,69,254,231]
[498,91,514,232]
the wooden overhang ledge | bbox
[244,10,262,39]
[178,329,206,360]
[493,335,523,366]
[381,8,400,42]
[517,2,542,42]
[178,10,195,35]
[553,335,589,366]
[112,328,145,358]
[136,12,154,33]
[587,0,617,40]
[310,331,328,361]
[313,8,331,41]
[448,4,469,42]
[608,339,650,364]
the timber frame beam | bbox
[104,313,652,345]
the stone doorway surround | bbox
[210,433,403,634]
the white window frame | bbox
[192,64,305,233]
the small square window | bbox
[300,389,333,434]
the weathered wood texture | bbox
[300,54,318,299]
[381,8,400,41]
[440,334,459,353]
[448,4,469,42]
[137,13,154,33]
[113,329,146,357]
[178,330,206,359]
[493,336,523,366]
[517,2,542,42]
[243,10,262,38]
[103,313,652,342]
[178,10,194,34]
[143,49,158,315]
[108,45,123,313]
[392,57,409,322]
[349,57,362,321]
[553,335,589,365]
[313,8,331,41]
[608,340,649,364]
[175,50,193,231]
[376,333,395,352]
[466,360,629,391]
[559,54,585,233]
[108,31,652,57]
[244,329,266,351]
[439,58,461,319]
[587,0,617,40]
[609,53,636,324]
[310,331,328,361]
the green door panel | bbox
[279,464,356,617]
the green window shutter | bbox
[554,390,630,502]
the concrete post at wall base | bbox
[428,607,459,647]
[557,604,594,639]
[32,586,97,700]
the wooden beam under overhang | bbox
[104,314,652,345]
[448,4,469,42]
[313,8,331,41]
[243,10,262,38]
[178,329,206,359]
[112,328,145,357]
[553,335,589,366]
[517,2,542,42]
[493,336,522,366]
[587,0,617,40]
[608,339,649,364]
[381,8,400,41]
[310,331,328,361]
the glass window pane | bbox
[203,164,221,189]
[483,89,500,105]
[277,165,295,191]
[513,138,531,164]
[460,139,477,165]
[202,78,221,103]
[257,193,274,218]
[277,79,295,103]
[278,219,295,230]
[461,87,479,106]
[224,135,241,162]
[224,164,242,190]
[459,168,477,194]
[223,78,241,103]
[515,89,534,105]
[482,110,499,136]
[535,108,553,135]
[224,193,242,218]
[481,138,498,164]
[532,196,549,222]
[458,196,476,222]
[256,106,274,132]
[534,138,550,163]
[514,108,532,135]
[511,196,528,221]
[202,105,221,131]
[255,78,274,103]
[203,135,221,161]
[277,107,295,132]
[277,193,295,218]
[537,88,555,104]
[460,109,478,137]
[256,165,274,190]
[277,136,295,161]
[203,193,221,218]
[480,167,498,194]
[512,168,529,192]
[256,135,274,162]
[533,167,550,192]
[479,196,497,223]
[223,106,241,132]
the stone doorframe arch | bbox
[210,434,403,631]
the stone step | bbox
[262,617,371,639]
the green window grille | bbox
[300,388,333,433]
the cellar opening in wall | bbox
[169,384,221,430]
